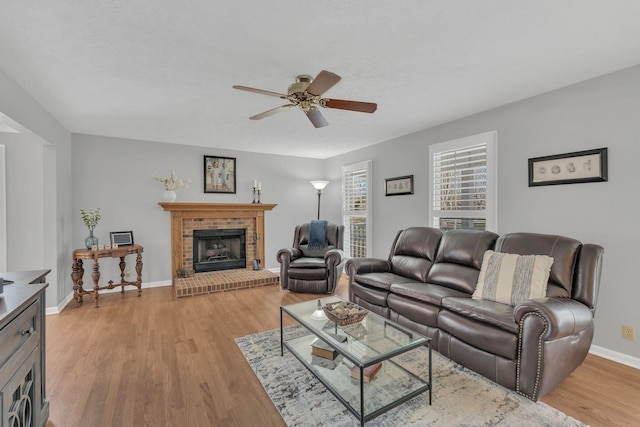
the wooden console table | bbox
[71,244,143,308]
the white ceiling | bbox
[1,1,639,158]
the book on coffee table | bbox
[350,362,383,383]
[311,338,337,360]
[311,354,340,370]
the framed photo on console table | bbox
[204,155,236,194]
[385,175,414,196]
[110,231,134,246]
[528,148,608,187]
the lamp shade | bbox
[310,180,330,190]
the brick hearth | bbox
[174,268,279,298]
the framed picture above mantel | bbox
[204,155,236,194]
[528,148,608,187]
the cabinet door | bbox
[1,347,38,427]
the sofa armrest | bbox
[276,247,302,290]
[514,297,594,400]
[276,247,302,264]
[325,249,345,293]
[345,258,391,276]
[324,249,344,267]
[514,297,593,340]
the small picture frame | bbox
[385,175,414,196]
[110,231,134,246]
[91,244,98,251]
[105,244,112,250]
[528,148,608,187]
[98,244,105,250]
[204,155,237,194]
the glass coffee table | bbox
[280,296,432,426]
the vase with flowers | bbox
[81,208,101,249]
[151,171,191,202]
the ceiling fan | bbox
[232,70,377,128]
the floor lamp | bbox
[310,180,329,220]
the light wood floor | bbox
[45,277,640,427]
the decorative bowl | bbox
[322,301,368,326]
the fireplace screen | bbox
[193,228,246,273]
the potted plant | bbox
[80,208,101,249]
[151,171,191,201]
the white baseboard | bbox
[47,293,74,315]
[46,280,171,315]
[589,345,640,370]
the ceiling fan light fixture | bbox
[233,70,377,128]
[288,75,313,95]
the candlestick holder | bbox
[252,186,258,203]
[256,189,261,204]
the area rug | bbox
[235,327,587,427]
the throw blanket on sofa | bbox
[308,220,328,250]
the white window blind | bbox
[342,160,371,258]
[429,131,497,231]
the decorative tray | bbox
[322,301,368,326]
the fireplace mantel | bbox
[159,202,277,213]
[159,202,277,279]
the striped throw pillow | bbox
[472,250,554,306]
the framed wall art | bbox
[110,231,134,246]
[385,175,414,196]
[528,148,608,187]
[204,155,236,193]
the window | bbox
[429,131,497,232]
[342,160,371,258]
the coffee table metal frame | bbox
[280,296,431,426]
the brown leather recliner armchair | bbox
[276,222,345,293]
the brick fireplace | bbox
[158,203,277,295]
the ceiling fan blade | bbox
[322,98,377,113]
[305,70,341,96]
[233,85,288,99]
[249,104,296,120]
[305,107,328,128]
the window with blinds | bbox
[429,131,497,231]
[342,160,371,258]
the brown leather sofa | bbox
[346,227,604,401]
[277,222,345,293]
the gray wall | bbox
[324,65,640,360]
[0,69,73,309]
[1,132,45,269]
[71,134,326,283]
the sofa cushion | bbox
[495,233,580,298]
[353,272,420,291]
[442,297,519,334]
[425,263,482,295]
[389,227,442,282]
[426,229,499,294]
[288,267,326,280]
[299,244,338,258]
[390,255,432,282]
[290,257,327,268]
[350,282,389,307]
[438,310,518,360]
[388,293,440,329]
[473,250,553,306]
[390,282,470,306]
[434,230,500,270]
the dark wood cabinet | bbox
[0,270,49,427]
